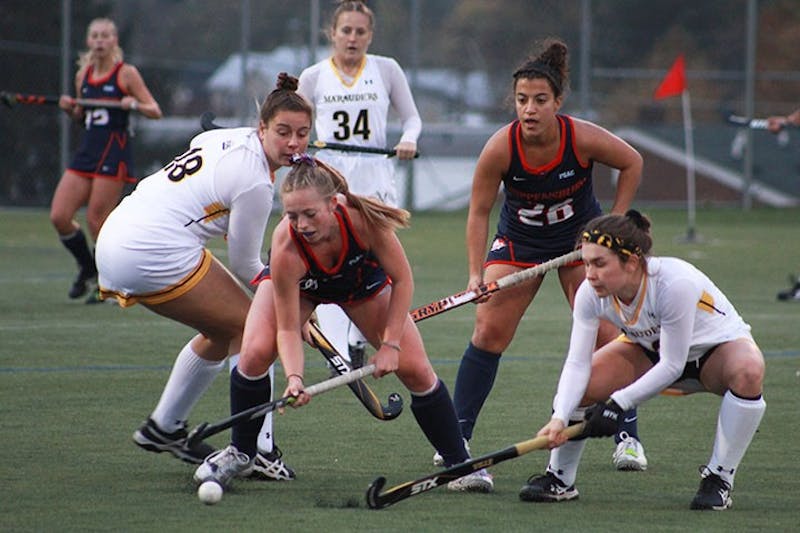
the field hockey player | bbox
[194,154,492,494]
[520,211,766,511]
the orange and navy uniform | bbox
[69,62,135,182]
[253,205,389,303]
[488,114,600,267]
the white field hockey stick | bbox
[185,364,376,446]
[366,422,586,509]
[0,91,127,109]
[410,249,582,322]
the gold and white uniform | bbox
[96,127,273,306]
[553,257,753,421]
[298,54,421,206]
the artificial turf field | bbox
[1,206,798,532]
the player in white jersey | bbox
[297,0,422,369]
[95,74,312,481]
[520,210,766,511]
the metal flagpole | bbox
[681,90,698,242]
[60,0,71,172]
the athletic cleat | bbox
[84,284,105,305]
[133,417,215,465]
[68,268,97,299]
[245,446,296,481]
[690,466,732,510]
[193,445,253,488]
[447,468,494,492]
[519,472,579,502]
[433,438,470,467]
[612,431,648,471]
[776,275,800,301]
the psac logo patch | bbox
[558,169,575,180]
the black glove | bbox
[582,400,623,438]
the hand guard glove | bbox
[582,399,623,438]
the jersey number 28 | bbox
[332,109,371,141]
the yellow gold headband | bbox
[581,229,642,257]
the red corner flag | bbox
[654,55,686,99]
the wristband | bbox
[382,341,401,352]
[286,373,304,383]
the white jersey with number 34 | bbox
[304,55,390,148]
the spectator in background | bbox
[766,108,800,133]
[52,17,161,303]
[767,107,800,301]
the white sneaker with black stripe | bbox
[245,446,296,481]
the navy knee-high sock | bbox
[230,368,271,458]
[452,343,500,441]
[616,408,640,443]
[411,379,469,466]
[60,229,96,274]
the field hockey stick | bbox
[410,249,582,322]
[0,91,126,109]
[366,422,586,509]
[198,112,418,158]
[727,114,797,130]
[186,364,375,446]
[308,321,403,421]
[311,140,420,158]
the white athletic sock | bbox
[151,341,225,432]
[546,438,587,487]
[256,365,276,454]
[707,390,766,486]
[316,303,352,362]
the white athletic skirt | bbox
[95,207,210,306]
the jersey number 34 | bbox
[333,109,371,141]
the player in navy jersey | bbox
[52,18,161,303]
[194,153,492,494]
[438,38,644,478]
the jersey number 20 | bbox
[332,109,371,141]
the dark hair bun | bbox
[625,209,651,231]
[276,72,299,92]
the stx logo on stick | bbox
[410,478,439,495]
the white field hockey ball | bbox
[197,480,223,505]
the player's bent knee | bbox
[729,364,765,396]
